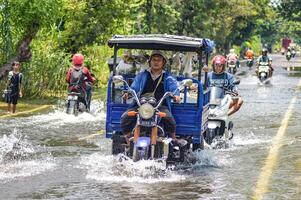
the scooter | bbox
[205,80,240,146]
[66,92,87,116]
[286,51,292,61]
[257,61,271,83]
[111,75,193,164]
[227,60,237,74]
[246,58,254,69]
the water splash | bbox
[0,129,35,163]
[27,100,105,126]
[79,153,186,183]
[0,129,56,182]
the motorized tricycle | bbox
[105,34,214,165]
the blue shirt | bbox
[207,72,236,91]
[130,70,180,110]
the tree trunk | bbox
[0,23,39,80]
[145,0,153,33]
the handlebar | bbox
[113,75,178,108]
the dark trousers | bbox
[86,85,92,111]
[120,105,176,137]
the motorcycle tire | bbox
[66,100,75,114]
[74,101,79,116]
[205,128,218,145]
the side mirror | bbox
[233,79,240,85]
[112,75,124,84]
[182,79,193,87]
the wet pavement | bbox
[0,54,300,200]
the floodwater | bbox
[0,54,300,200]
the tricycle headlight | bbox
[138,103,154,119]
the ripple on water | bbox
[0,129,56,183]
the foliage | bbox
[1,0,298,98]
[276,0,301,21]
[21,27,70,97]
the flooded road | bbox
[0,54,300,200]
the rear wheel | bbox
[67,100,75,114]
[73,101,79,116]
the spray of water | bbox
[79,152,187,183]
[0,129,56,182]
[26,100,106,127]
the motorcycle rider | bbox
[66,53,95,111]
[227,48,240,66]
[204,55,243,116]
[121,50,181,142]
[256,48,273,77]
[245,48,254,60]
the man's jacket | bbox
[130,70,180,110]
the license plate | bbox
[140,120,153,126]
[68,95,78,100]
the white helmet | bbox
[230,49,235,54]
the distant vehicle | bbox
[227,60,237,74]
[258,61,270,83]
[246,58,254,69]
[281,38,292,55]
[286,51,292,61]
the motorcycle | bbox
[227,60,237,74]
[258,61,271,83]
[246,58,254,69]
[286,51,292,61]
[205,80,240,146]
[112,75,193,164]
[66,92,87,116]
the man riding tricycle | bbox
[105,35,213,165]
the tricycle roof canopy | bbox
[108,34,214,53]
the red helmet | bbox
[72,53,84,65]
[212,55,226,73]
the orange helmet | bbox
[72,53,84,65]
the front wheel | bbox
[205,128,218,145]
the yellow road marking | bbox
[78,129,105,141]
[253,79,301,200]
[0,105,52,119]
